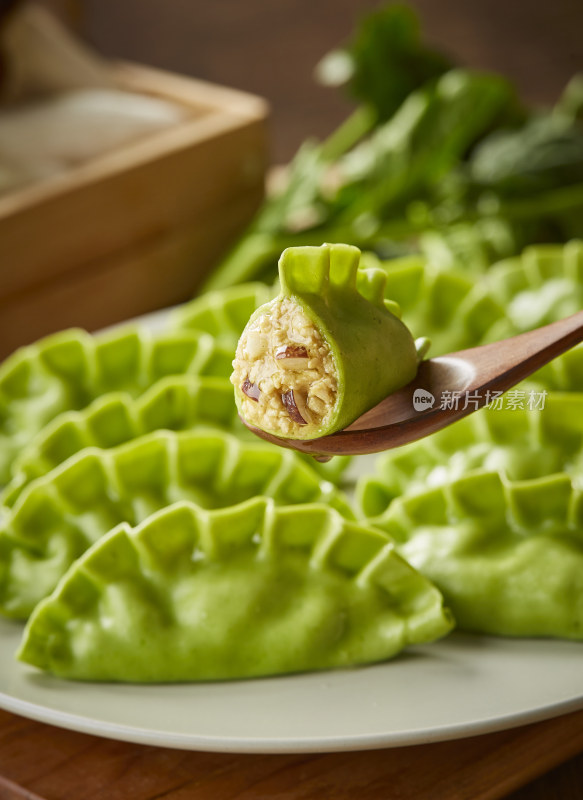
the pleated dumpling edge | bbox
[18,497,454,682]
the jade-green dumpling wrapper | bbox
[232,244,421,440]
[18,498,454,682]
[0,429,352,620]
[357,392,583,515]
[0,324,234,486]
[371,470,583,640]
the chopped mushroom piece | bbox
[282,389,309,425]
[275,345,310,370]
[241,378,261,401]
[276,344,308,359]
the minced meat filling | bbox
[231,298,338,436]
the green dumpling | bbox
[171,282,274,347]
[0,429,353,619]
[372,470,583,640]
[232,243,422,440]
[375,252,505,357]
[18,498,454,682]
[0,325,233,486]
[1,375,239,508]
[374,240,583,385]
[480,241,583,392]
[357,392,583,516]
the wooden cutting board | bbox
[0,707,582,800]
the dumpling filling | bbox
[231,298,338,437]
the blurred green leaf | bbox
[469,115,583,195]
[316,3,452,122]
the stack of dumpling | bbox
[357,239,583,640]
[1,239,582,683]
[0,279,454,682]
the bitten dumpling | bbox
[18,498,454,682]
[232,243,423,440]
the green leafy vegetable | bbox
[315,3,452,123]
[468,116,583,196]
[201,4,583,292]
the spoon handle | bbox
[452,309,583,394]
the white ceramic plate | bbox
[1,311,581,752]
[1,617,582,753]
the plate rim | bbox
[2,684,583,754]
[2,625,583,753]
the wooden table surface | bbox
[6,2,583,797]
[0,706,583,800]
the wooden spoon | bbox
[241,309,583,460]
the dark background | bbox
[43,0,583,163]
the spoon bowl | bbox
[242,310,583,459]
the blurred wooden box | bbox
[0,62,269,357]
